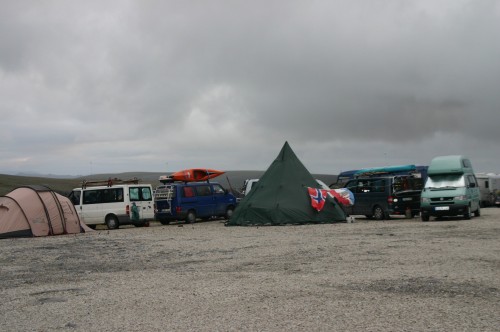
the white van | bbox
[68,183,155,229]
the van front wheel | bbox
[225,206,234,219]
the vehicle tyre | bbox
[160,220,170,225]
[186,210,196,223]
[106,215,119,229]
[474,206,481,217]
[464,206,471,220]
[225,206,235,219]
[372,206,385,220]
[421,214,430,222]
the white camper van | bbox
[68,180,154,229]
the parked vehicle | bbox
[343,175,423,220]
[68,180,154,229]
[331,165,428,188]
[154,182,237,224]
[475,173,500,207]
[420,155,481,221]
[495,195,500,207]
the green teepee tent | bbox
[226,142,346,226]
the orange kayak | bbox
[159,169,225,183]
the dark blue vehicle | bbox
[154,182,237,224]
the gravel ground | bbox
[1,208,499,331]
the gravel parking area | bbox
[1,208,499,331]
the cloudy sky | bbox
[1,0,499,177]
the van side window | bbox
[183,187,195,198]
[213,184,225,195]
[141,187,152,201]
[102,188,124,203]
[196,185,212,196]
[467,175,477,187]
[83,190,102,204]
[69,191,81,205]
[345,181,358,193]
[130,188,140,201]
[130,187,153,201]
[371,179,386,192]
[358,180,371,193]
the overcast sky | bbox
[1,0,499,177]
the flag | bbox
[326,188,355,207]
[308,187,326,212]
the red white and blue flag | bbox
[307,187,355,212]
[308,187,326,212]
[327,188,355,207]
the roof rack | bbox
[82,177,140,189]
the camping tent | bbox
[226,142,346,226]
[0,186,91,239]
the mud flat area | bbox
[1,208,499,331]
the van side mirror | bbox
[469,183,476,188]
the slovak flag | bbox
[327,188,355,207]
[308,187,326,212]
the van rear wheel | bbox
[373,206,385,220]
[186,210,196,223]
[106,216,119,229]
[474,206,481,217]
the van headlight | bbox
[421,197,430,203]
[454,195,467,201]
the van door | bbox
[344,180,361,215]
[212,184,229,216]
[129,186,154,220]
[68,190,83,219]
[346,179,372,215]
[194,184,216,217]
[81,189,103,224]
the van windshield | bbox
[425,174,465,189]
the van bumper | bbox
[421,204,469,217]
[155,211,186,221]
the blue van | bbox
[154,182,237,224]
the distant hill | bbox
[0,171,338,196]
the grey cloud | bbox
[1,0,499,175]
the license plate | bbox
[402,197,412,201]
[435,206,449,211]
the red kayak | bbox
[159,169,225,183]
